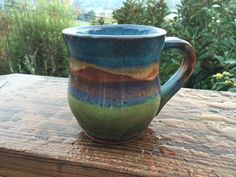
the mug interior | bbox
[62,24,166,38]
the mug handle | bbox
[156,37,196,114]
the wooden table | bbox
[0,74,235,177]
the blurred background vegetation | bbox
[0,0,75,76]
[0,0,235,92]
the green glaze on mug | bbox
[63,24,196,143]
[68,94,160,141]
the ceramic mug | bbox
[63,24,196,143]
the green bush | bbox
[113,0,169,26]
[166,0,236,91]
[0,0,75,76]
[210,71,236,92]
[113,0,145,24]
[113,0,236,92]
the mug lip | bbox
[62,24,167,39]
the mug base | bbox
[84,132,141,145]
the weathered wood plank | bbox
[0,74,236,177]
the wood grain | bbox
[0,74,235,177]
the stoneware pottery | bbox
[62,24,196,143]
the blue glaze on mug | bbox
[63,25,165,68]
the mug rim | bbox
[62,24,167,39]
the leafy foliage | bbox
[166,0,236,90]
[0,0,75,76]
[113,0,169,26]
[210,72,236,92]
[113,0,145,24]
